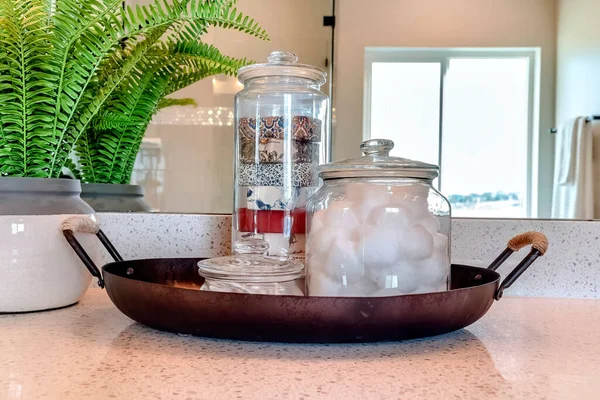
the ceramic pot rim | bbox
[0,177,81,193]
[81,183,144,196]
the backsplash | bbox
[452,219,599,298]
[96,213,231,262]
[95,213,599,298]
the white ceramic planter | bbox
[0,178,98,312]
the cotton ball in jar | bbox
[308,271,341,297]
[402,198,431,219]
[367,204,415,227]
[414,233,450,290]
[351,184,395,222]
[391,183,429,202]
[432,231,449,253]
[306,209,334,256]
[358,224,401,269]
[417,213,441,234]
[391,185,431,218]
[415,257,449,290]
[309,209,326,233]
[345,182,367,203]
[306,225,338,256]
[323,200,360,231]
[322,235,364,282]
[366,262,420,294]
[396,224,434,261]
[307,204,359,256]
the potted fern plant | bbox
[0,0,267,312]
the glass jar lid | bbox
[197,237,304,283]
[237,51,327,85]
[318,139,439,180]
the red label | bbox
[237,208,306,234]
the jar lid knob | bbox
[267,51,298,64]
[233,235,269,255]
[360,139,395,156]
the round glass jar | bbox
[233,51,330,260]
[305,139,451,297]
[198,239,304,296]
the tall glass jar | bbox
[305,139,451,297]
[234,51,329,260]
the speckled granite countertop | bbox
[1,290,599,400]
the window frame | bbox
[363,47,541,218]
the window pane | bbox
[441,58,530,218]
[370,62,441,166]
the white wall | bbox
[556,0,600,125]
[334,0,557,217]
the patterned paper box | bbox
[238,163,316,187]
[238,186,316,210]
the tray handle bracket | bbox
[61,216,123,289]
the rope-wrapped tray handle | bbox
[61,216,100,235]
[488,231,549,300]
[507,231,549,255]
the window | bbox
[364,48,540,218]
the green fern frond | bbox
[187,2,269,41]
[63,157,82,180]
[162,2,269,48]
[163,66,216,96]
[119,72,174,184]
[0,0,54,177]
[169,41,250,76]
[49,0,124,143]
[93,111,132,131]
[74,126,97,183]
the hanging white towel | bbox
[551,117,594,219]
